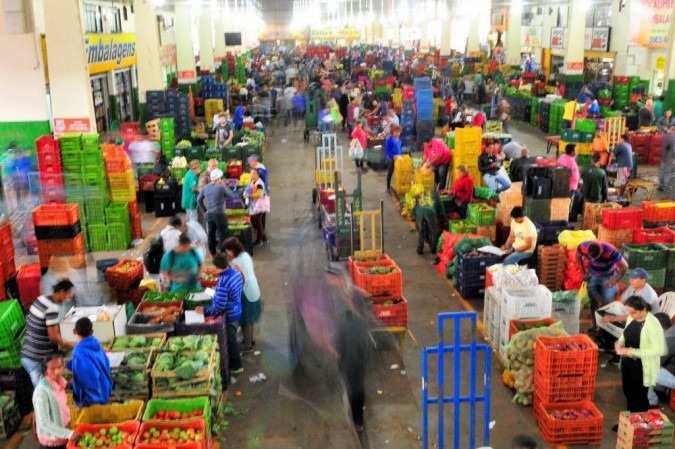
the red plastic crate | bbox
[2,257,16,282]
[40,187,65,205]
[535,400,603,446]
[368,297,408,327]
[107,259,144,290]
[347,254,392,280]
[115,287,148,306]
[37,160,63,175]
[533,370,595,403]
[17,263,42,306]
[353,259,403,299]
[0,223,12,260]
[136,418,207,449]
[534,334,598,377]
[32,204,80,226]
[139,175,160,191]
[226,163,242,179]
[68,421,139,449]
[36,135,59,154]
[634,227,675,244]
[120,122,141,134]
[600,206,643,230]
[130,212,142,239]
[642,200,675,222]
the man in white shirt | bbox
[160,216,184,253]
[502,141,525,160]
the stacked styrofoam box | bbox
[483,287,502,347]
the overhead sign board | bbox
[84,33,137,75]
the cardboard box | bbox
[60,305,127,344]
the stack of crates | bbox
[452,127,482,185]
[32,204,85,268]
[0,222,16,294]
[414,78,434,146]
[598,206,643,250]
[145,90,166,120]
[349,255,407,327]
[456,251,500,299]
[0,300,27,371]
[159,117,175,160]
[534,334,601,446]
[16,263,42,311]
[616,410,674,448]
[560,128,593,156]
[613,76,630,109]
[468,203,496,243]
[538,100,551,134]
[621,243,668,292]
[166,90,191,140]
[0,391,22,439]
[204,98,224,128]
[105,203,131,250]
[548,101,564,136]
[35,135,64,204]
[401,99,415,150]
[392,155,412,195]
[414,167,434,192]
[536,244,566,292]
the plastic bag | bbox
[348,138,364,160]
[578,281,590,308]
[558,229,597,249]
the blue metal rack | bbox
[422,311,492,449]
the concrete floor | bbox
[8,115,674,449]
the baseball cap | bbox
[210,169,224,181]
[629,268,649,280]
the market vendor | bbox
[576,240,629,332]
[591,128,609,166]
[451,164,474,219]
[160,233,204,292]
[500,207,538,266]
[601,269,660,327]
[421,136,452,190]
[478,141,511,193]
[580,152,609,204]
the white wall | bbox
[0,2,49,122]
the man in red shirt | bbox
[452,164,474,218]
[421,136,452,190]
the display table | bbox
[544,136,561,157]
[624,178,658,202]
[369,326,418,358]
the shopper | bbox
[580,152,609,203]
[244,168,269,246]
[233,104,246,130]
[657,108,675,133]
[476,80,488,114]
[384,124,403,192]
[215,113,233,149]
[160,233,204,292]
[614,295,666,427]
[32,353,74,449]
[500,207,538,265]
[196,253,244,375]
[496,98,511,133]
[351,119,368,172]
[591,128,609,166]
[638,100,655,128]
[451,164,474,219]
[608,133,633,197]
[182,160,201,222]
[455,78,465,106]
[184,219,209,260]
[198,168,235,256]
[421,136,452,190]
[21,280,75,387]
[450,105,466,130]
[647,313,675,407]
[478,141,511,193]
[576,240,629,332]
[223,237,261,353]
[66,317,112,408]
[338,86,350,132]
[557,143,580,193]
[160,215,184,253]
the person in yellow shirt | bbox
[501,206,538,265]
[562,100,578,130]
[591,128,609,166]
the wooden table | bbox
[370,326,418,358]
[545,135,561,157]
[624,178,658,203]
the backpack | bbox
[144,236,164,274]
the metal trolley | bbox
[320,172,363,261]
[311,133,343,205]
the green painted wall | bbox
[666,80,675,112]
[0,120,51,150]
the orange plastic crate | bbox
[368,297,408,327]
[38,249,85,269]
[534,334,598,377]
[600,206,643,230]
[353,259,403,299]
[347,254,392,280]
[68,421,139,449]
[533,370,595,403]
[642,200,675,222]
[36,233,84,254]
[634,227,675,244]
[136,418,207,449]
[105,156,132,173]
[107,259,144,290]
[17,263,43,306]
[535,400,603,446]
[32,204,80,226]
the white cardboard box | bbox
[60,305,127,344]
[595,302,626,339]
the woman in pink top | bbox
[32,353,74,449]
[557,143,581,192]
[421,136,453,190]
[351,119,368,172]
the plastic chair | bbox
[658,292,675,318]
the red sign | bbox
[566,62,583,71]
[178,70,196,80]
[53,118,91,136]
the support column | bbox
[504,5,522,65]
[563,0,585,76]
[175,4,196,84]
[44,0,96,133]
[661,2,675,110]
[214,16,226,63]
[198,11,215,72]
[133,0,164,123]
[440,17,452,55]
[466,13,480,54]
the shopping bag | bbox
[349,138,364,160]
[253,195,271,214]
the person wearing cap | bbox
[500,206,538,265]
[608,133,633,197]
[580,152,608,203]
[601,268,660,328]
[576,240,629,332]
[182,160,202,222]
[197,168,235,256]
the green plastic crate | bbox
[0,300,26,348]
[449,219,477,234]
[574,118,596,133]
[0,329,25,369]
[142,397,211,431]
[81,151,104,166]
[468,204,496,226]
[524,198,551,223]
[107,222,130,250]
[241,144,263,163]
[621,244,667,271]
[169,167,187,180]
[222,146,242,162]
[160,118,174,131]
[87,224,108,252]
[577,154,592,167]
[205,147,220,160]
[105,203,129,225]
[185,146,205,161]
[64,173,83,185]
[81,133,100,146]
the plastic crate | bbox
[0,300,25,348]
[414,168,434,192]
[535,221,574,245]
[34,222,82,240]
[108,170,135,188]
[142,397,211,430]
[597,225,634,250]
[601,206,643,230]
[32,204,80,226]
[622,243,668,270]
[616,409,674,443]
[449,219,477,234]
[535,400,603,446]
[352,259,403,299]
[106,259,144,290]
[106,203,130,224]
[534,334,598,376]
[136,419,207,449]
[500,285,553,320]
[105,156,132,173]
[17,263,42,306]
[642,200,675,222]
[634,227,675,244]
[468,203,496,226]
[108,223,131,250]
[457,251,501,273]
[0,329,25,369]
[68,421,140,449]
[533,370,595,402]
[87,224,109,252]
[368,297,408,327]
[457,267,488,288]
[75,400,144,425]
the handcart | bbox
[322,172,363,261]
[311,133,343,205]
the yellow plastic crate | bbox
[414,168,435,191]
[314,169,338,185]
[576,143,592,155]
[451,164,481,186]
[75,400,145,425]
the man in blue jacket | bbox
[196,253,245,374]
[67,317,112,407]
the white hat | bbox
[210,169,224,181]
